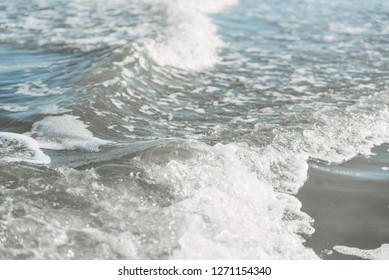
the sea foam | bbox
[334,244,389,260]
[0,132,50,164]
[135,91,389,259]
[145,0,238,71]
[28,115,111,152]
[139,140,317,259]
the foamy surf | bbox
[334,244,389,260]
[28,115,112,152]
[145,0,238,71]
[0,132,51,164]
[1,0,389,260]
[140,140,317,259]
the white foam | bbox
[0,105,29,112]
[38,104,71,115]
[0,132,50,164]
[135,91,389,259]
[275,92,389,164]
[143,140,317,259]
[145,0,238,71]
[29,115,111,152]
[0,0,154,52]
[16,80,64,96]
[81,228,138,259]
[334,244,389,260]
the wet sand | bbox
[298,144,389,260]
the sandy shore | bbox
[298,144,389,260]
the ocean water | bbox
[0,0,389,259]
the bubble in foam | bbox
[0,132,50,164]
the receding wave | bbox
[1,0,389,260]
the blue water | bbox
[0,0,389,259]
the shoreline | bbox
[298,143,389,259]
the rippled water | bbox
[1,0,389,259]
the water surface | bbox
[1,0,389,259]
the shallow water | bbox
[1,0,389,259]
[300,144,389,260]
